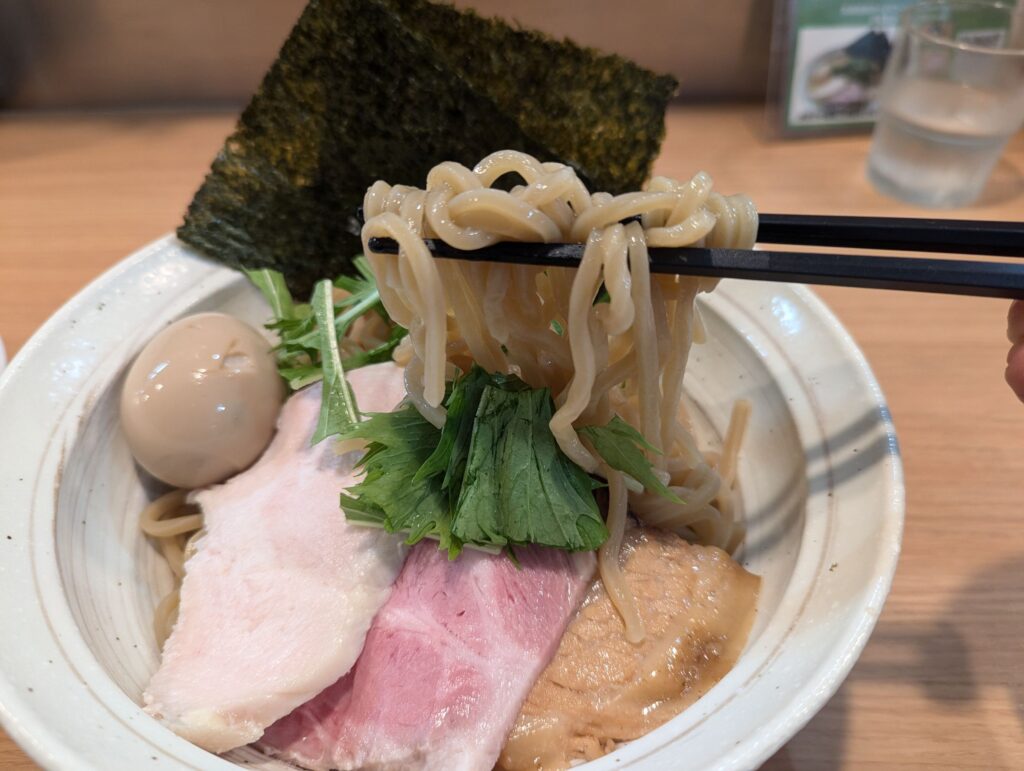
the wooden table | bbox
[1,106,1022,769]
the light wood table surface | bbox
[1,105,1023,769]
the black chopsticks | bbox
[365,213,1024,299]
[758,214,1024,257]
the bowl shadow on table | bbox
[763,549,1024,768]
[741,404,1020,767]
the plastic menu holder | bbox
[767,0,918,137]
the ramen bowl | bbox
[0,236,903,770]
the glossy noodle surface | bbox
[362,150,757,637]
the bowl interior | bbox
[56,275,807,769]
[0,237,901,771]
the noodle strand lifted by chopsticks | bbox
[362,151,758,638]
[600,468,645,643]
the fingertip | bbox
[1008,300,1024,343]
[1005,341,1024,402]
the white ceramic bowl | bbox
[0,236,903,771]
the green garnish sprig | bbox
[251,266,681,557]
[339,366,681,557]
[246,259,406,442]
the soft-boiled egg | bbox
[120,312,284,488]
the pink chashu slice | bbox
[143,362,409,752]
[261,542,596,771]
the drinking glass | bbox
[866,1,1024,208]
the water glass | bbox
[867,1,1024,208]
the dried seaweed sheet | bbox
[388,0,678,194]
[178,0,678,292]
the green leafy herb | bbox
[339,405,460,556]
[245,260,406,441]
[246,268,296,320]
[278,364,323,390]
[414,367,528,493]
[414,366,490,490]
[340,323,407,370]
[331,257,388,340]
[340,367,608,556]
[451,384,607,551]
[310,279,359,443]
[578,417,683,503]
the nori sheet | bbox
[387,0,678,195]
[178,0,678,293]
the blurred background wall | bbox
[0,0,773,110]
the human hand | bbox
[1007,300,1024,402]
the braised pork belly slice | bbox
[498,527,760,770]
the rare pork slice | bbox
[143,362,409,753]
[260,542,596,771]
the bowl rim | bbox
[708,284,905,770]
[0,234,904,771]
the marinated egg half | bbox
[120,312,284,488]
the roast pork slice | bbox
[262,542,596,770]
[143,362,408,752]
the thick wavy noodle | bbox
[140,489,204,647]
[362,151,758,641]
